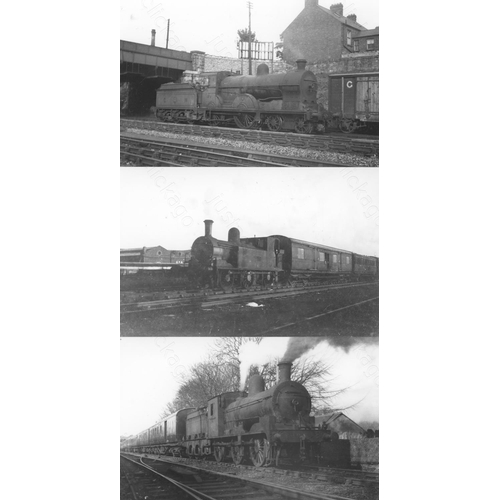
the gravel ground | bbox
[123,127,379,167]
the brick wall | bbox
[191,52,292,75]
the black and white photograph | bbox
[121,336,379,499]
[120,167,379,336]
[120,0,379,167]
[120,1,379,499]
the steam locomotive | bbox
[120,362,350,467]
[155,60,328,134]
[188,219,378,290]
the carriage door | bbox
[356,76,379,118]
[343,77,357,117]
[325,253,330,270]
[274,239,282,268]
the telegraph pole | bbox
[247,1,253,75]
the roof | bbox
[315,412,366,432]
[353,27,379,38]
[317,5,367,30]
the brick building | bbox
[281,1,378,65]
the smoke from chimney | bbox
[281,336,378,363]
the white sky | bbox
[120,0,379,57]
[121,336,379,436]
[121,167,379,256]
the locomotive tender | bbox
[121,362,350,467]
[188,219,378,289]
[155,60,327,134]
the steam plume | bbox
[281,336,378,363]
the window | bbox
[347,30,352,46]
[333,254,338,263]
[353,40,359,52]
[319,252,325,262]
[297,248,305,259]
[210,403,214,416]
[367,39,375,50]
[346,256,350,264]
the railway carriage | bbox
[328,72,379,133]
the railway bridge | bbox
[120,36,201,114]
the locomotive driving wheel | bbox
[250,437,271,467]
[266,115,283,132]
[339,118,357,133]
[214,446,226,463]
[234,112,257,129]
[230,445,245,465]
[294,118,314,134]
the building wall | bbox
[282,7,345,64]
[191,52,292,76]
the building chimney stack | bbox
[151,29,156,46]
[278,362,292,383]
[347,14,357,22]
[330,3,344,16]
[204,219,214,237]
[305,0,319,8]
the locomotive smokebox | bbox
[228,227,240,244]
[296,59,307,70]
[278,361,292,382]
[204,219,214,237]
[248,374,265,396]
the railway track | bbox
[120,118,379,157]
[121,133,364,167]
[120,281,378,314]
[121,453,361,500]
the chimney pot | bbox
[305,0,319,8]
[151,29,156,46]
[330,3,344,16]
[347,14,357,22]
[204,219,214,237]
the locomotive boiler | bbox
[155,60,327,133]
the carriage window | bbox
[319,252,325,262]
[347,30,352,46]
[210,403,214,416]
[297,248,305,259]
[333,255,338,263]
[367,39,375,50]
[346,256,350,264]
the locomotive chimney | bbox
[248,374,265,396]
[278,361,292,382]
[204,219,214,237]
[296,59,307,70]
[228,227,240,244]
[151,29,156,46]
